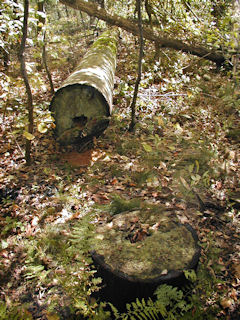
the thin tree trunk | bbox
[232,0,240,92]
[37,1,46,35]
[65,5,69,18]
[129,0,144,132]
[19,0,33,166]
[79,11,87,39]
[57,9,61,19]
[2,48,9,71]
[42,32,55,95]
[59,0,227,66]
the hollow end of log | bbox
[50,83,110,146]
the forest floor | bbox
[0,28,240,320]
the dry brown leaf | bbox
[175,203,187,210]
[220,298,233,309]
[230,288,238,301]
[92,193,110,204]
[111,178,118,185]
[152,192,158,197]
[233,264,240,278]
[69,211,81,220]
[0,249,8,258]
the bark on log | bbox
[91,208,200,310]
[60,0,227,66]
[50,29,118,145]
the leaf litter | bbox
[0,33,239,320]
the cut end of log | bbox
[51,84,110,145]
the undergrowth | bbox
[109,284,193,320]
[109,194,141,215]
[0,211,225,319]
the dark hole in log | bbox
[72,115,88,129]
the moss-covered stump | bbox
[91,209,200,309]
[50,29,118,146]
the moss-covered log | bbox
[91,208,200,309]
[50,29,118,145]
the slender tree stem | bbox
[42,32,55,95]
[129,0,144,132]
[19,0,33,166]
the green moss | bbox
[110,195,141,215]
[91,30,118,55]
[92,209,198,280]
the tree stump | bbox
[91,208,200,310]
[50,29,118,146]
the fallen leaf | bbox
[31,216,39,227]
[161,269,168,275]
[142,142,152,153]
[130,228,148,242]
[69,212,81,220]
[230,288,238,301]
[0,249,8,258]
[175,203,187,210]
[92,193,110,204]
[157,116,164,127]
[179,176,191,191]
[111,178,118,185]
[1,240,8,250]
[23,131,35,140]
[37,122,48,133]
[233,264,240,278]
[177,215,189,224]
[220,298,233,309]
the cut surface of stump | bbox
[92,209,200,282]
[91,208,200,309]
[50,29,118,146]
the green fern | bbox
[109,284,192,320]
[183,270,197,282]
[0,301,32,320]
[0,302,7,320]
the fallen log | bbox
[91,207,201,310]
[50,29,118,145]
[60,0,227,66]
